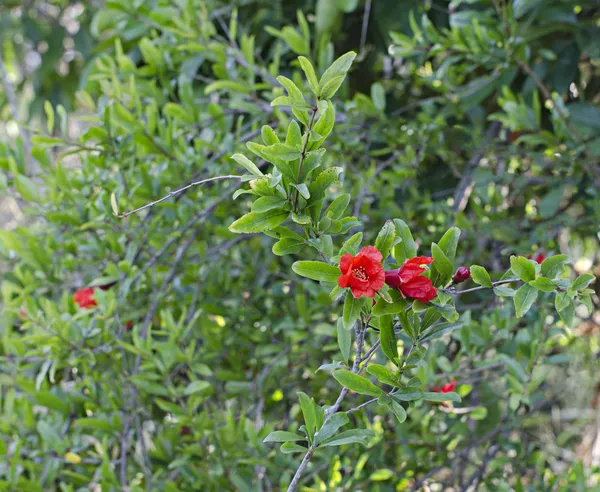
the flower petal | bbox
[358,245,383,264]
[339,253,355,274]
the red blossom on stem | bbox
[528,251,546,264]
[432,379,457,393]
[338,246,385,299]
[384,256,438,303]
[73,288,97,309]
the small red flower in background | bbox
[452,266,471,284]
[73,288,97,309]
[384,256,438,303]
[338,246,385,299]
[432,379,457,393]
[180,426,191,436]
[528,251,546,264]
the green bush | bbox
[1,1,599,490]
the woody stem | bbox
[292,105,319,213]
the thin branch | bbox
[287,320,367,492]
[445,278,517,295]
[359,0,373,57]
[292,106,320,212]
[115,175,241,218]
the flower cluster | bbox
[338,247,437,302]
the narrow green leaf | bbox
[393,219,416,264]
[431,243,453,285]
[297,392,317,443]
[292,261,340,283]
[343,294,361,331]
[337,318,352,363]
[423,392,461,403]
[374,221,395,260]
[314,413,349,445]
[229,210,289,234]
[379,314,398,364]
[263,431,305,442]
[333,369,384,396]
[319,429,374,448]
[571,274,595,292]
[298,56,320,96]
[438,227,461,262]
[231,154,264,177]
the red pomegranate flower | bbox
[338,246,385,299]
[432,379,457,393]
[528,251,546,264]
[384,256,438,303]
[73,288,97,309]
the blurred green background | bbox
[1,0,599,490]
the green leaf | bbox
[493,286,515,297]
[431,243,453,285]
[325,194,350,219]
[314,412,349,445]
[374,221,395,260]
[297,392,317,443]
[337,318,352,363]
[333,369,384,396]
[110,193,119,216]
[423,392,461,403]
[541,254,569,278]
[367,364,398,386]
[514,283,538,318]
[231,154,264,177]
[308,167,343,200]
[262,143,302,161]
[343,293,361,331]
[298,56,319,96]
[379,314,398,364]
[555,291,570,312]
[385,400,407,423]
[529,277,557,293]
[510,256,536,282]
[418,321,463,342]
[571,274,595,292]
[280,441,308,454]
[557,298,575,327]
[263,431,306,442]
[251,196,288,213]
[184,380,211,395]
[470,265,492,288]
[319,51,356,95]
[393,220,416,264]
[438,227,461,262]
[372,293,408,315]
[75,418,117,433]
[44,100,54,134]
[272,238,305,256]
[229,210,289,234]
[320,429,374,447]
[291,183,310,200]
[292,261,340,283]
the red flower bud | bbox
[528,251,546,264]
[452,266,471,284]
[180,426,191,436]
[73,288,97,309]
[433,379,457,393]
